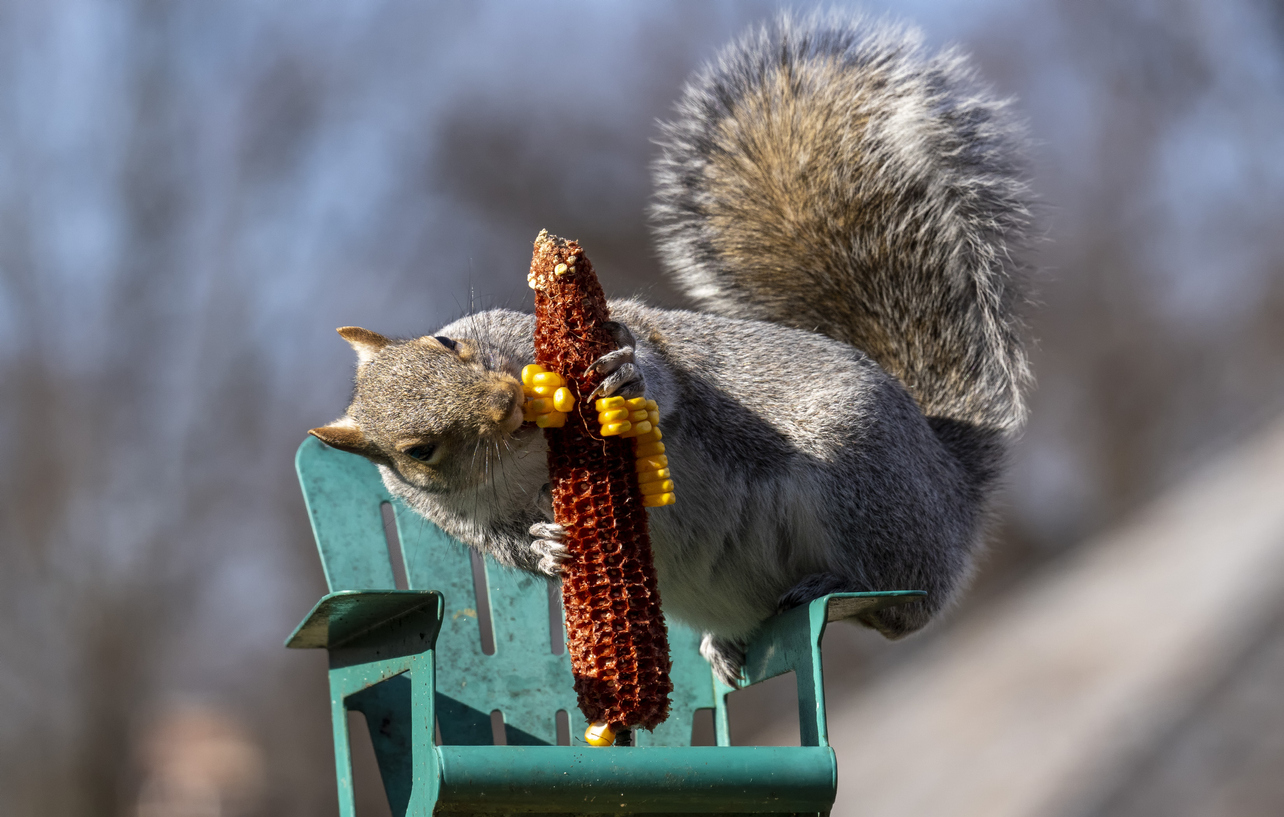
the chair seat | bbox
[288,437,927,815]
[435,745,836,813]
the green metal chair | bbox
[287,436,924,815]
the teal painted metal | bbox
[435,746,837,813]
[292,587,444,816]
[288,436,926,815]
[296,438,399,591]
[286,590,442,650]
[711,590,929,748]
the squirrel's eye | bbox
[434,336,458,351]
[404,444,437,463]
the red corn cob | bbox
[528,230,672,736]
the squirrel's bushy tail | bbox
[652,11,1031,448]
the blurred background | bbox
[3,0,1284,815]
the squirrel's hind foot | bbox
[777,573,922,639]
[776,572,867,613]
[700,633,747,688]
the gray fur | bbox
[317,12,1032,685]
[651,9,1031,436]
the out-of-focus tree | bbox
[998,0,1284,562]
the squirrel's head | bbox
[310,314,534,494]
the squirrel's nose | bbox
[487,380,523,431]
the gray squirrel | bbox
[309,12,1031,684]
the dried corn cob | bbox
[527,230,672,743]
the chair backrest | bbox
[295,437,716,747]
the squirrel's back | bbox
[652,12,1032,465]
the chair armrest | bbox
[715,591,925,747]
[285,589,444,650]
[289,590,443,816]
[742,591,927,684]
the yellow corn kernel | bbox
[532,384,557,397]
[532,372,564,388]
[628,410,649,422]
[644,398,658,411]
[642,492,676,507]
[648,411,659,425]
[554,263,569,276]
[639,479,675,496]
[635,441,665,458]
[620,420,652,438]
[636,455,668,472]
[638,467,670,484]
[521,364,546,386]
[526,397,552,414]
[552,387,575,412]
[595,396,626,411]
[601,421,632,436]
[599,408,630,423]
[536,410,568,428]
[635,427,662,443]
[584,722,615,747]
[625,397,648,410]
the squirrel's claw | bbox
[529,521,568,577]
[530,521,564,540]
[588,322,644,399]
[699,633,746,688]
[591,362,644,400]
[589,349,644,403]
[587,346,635,378]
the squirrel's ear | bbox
[309,417,380,459]
[337,326,390,366]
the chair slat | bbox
[395,508,501,743]
[396,507,577,745]
[636,619,714,747]
[485,561,579,744]
[296,437,397,592]
[299,440,720,747]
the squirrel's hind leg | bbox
[700,633,747,688]
[776,572,868,612]
[777,572,921,640]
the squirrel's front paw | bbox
[587,322,644,399]
[700,633,747,688]
[529,521,568,577]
